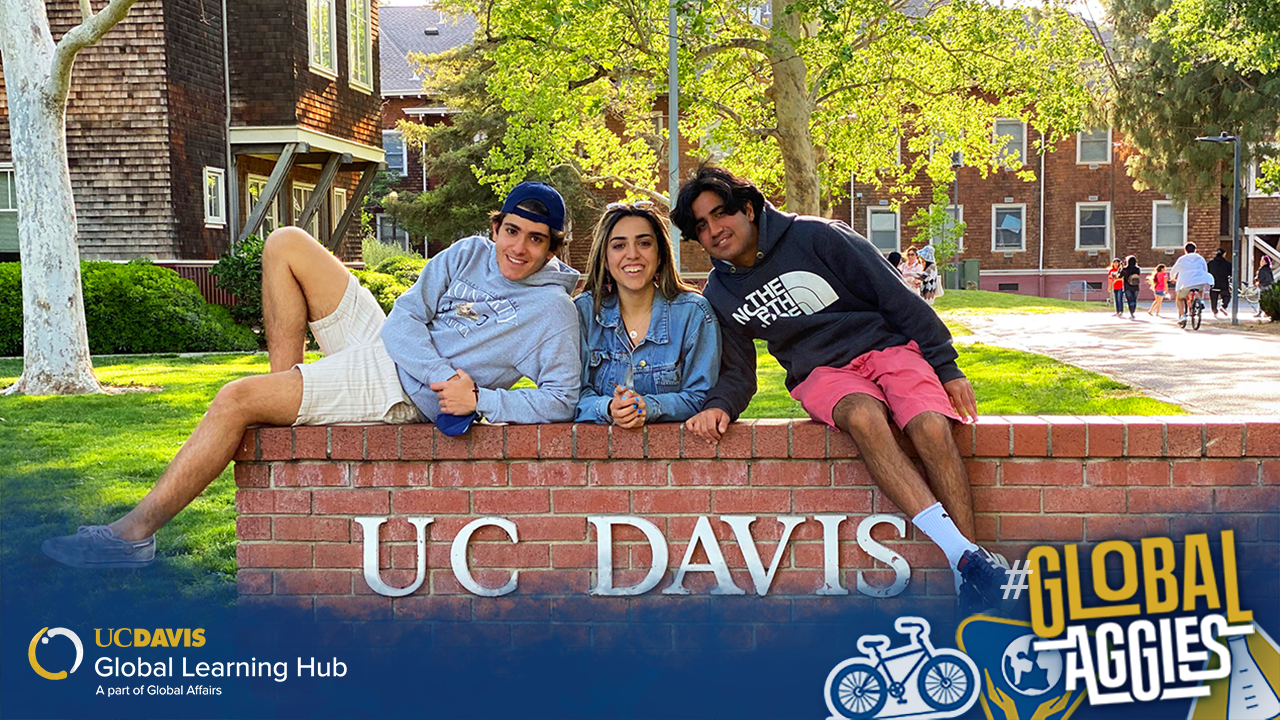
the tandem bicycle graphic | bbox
[824,617,979,720]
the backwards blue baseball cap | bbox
[500,182,566,233]
[434,412,477,437]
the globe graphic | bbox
[1000,634,1063,697]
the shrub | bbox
[362,236,422,269]
[350,270,412,315]
[1260,284,1280,322]
[0,262,257,355]
[370,255,426,285]
[209,234,265,340]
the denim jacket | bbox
[574,291,721,424]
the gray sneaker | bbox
[42,525,156,568]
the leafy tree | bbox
[428,0,1100,216]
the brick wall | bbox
[233,417,1278,636]
[1249,197,1280,229]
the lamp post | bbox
[950,154,962,290]
[668,1,680,273]
[1195,131,1241,326]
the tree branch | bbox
[51,0,138,104]
[79,0,91,22]
[552,160,669,207]
[694,37,770,64]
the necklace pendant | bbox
[628,330,638,339]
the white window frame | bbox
[203,167,227,228]
[931,204,964,251]
[347,0,372,93]
[1248,153,1280,198]
[291,181,319,239]
[1076,127,1112,164]
[991,203,1027,252]
[382,130,408,177]
[866,207,900,253]
[246,174,282,235]
[1151,201,1187,249]
[1074,201,1111,251]
[308,0,337,79]
[994,118,1026,168]
[0,165,18,254]
[331,187,348,229]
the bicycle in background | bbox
[1181,286,1205,330]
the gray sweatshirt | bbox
[381,235,581,424]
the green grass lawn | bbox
[933,288,1112,336]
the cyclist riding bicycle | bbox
[1168,242,1214,327]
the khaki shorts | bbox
[1175,283,1210,300]
[294,274,421,426]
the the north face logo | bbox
[731,271,838,327]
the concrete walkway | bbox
[958,309,1280,415]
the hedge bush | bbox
[370,255,426,285]
[0,262,258,356]
[1260,284,1280,322]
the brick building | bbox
[0,0,386,265]
[1244,156,1280,284]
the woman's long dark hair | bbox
[579,204,698,318]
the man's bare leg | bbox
[262,226,353,372]
[109,370,303,541]
[903,410,975,540]
[832,393,940,518]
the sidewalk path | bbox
[958,311,1280,415]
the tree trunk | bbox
[0,0,104,394]
[768,0,821,217]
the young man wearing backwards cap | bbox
[43,182,581,568]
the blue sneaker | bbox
[42,525,155,569]
[957,548,1012,616]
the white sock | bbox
[912,502,979,592]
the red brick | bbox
[873,490,902,514]
[793,488,872,513]
[274,516,350,542]
[965,460,999,486]
[590,461,668,486]
[833,462,875,486]
[1000,515,1082,542]
[473,597,551,622]
[315,597,393,621]
[236,489,311,515]
[1086,460,1171,486]
[1245,422,1280,457]
[238,569,272,595]
[516,517,588,542]
[468,542,550,569]
[1215,487,1280,513]
[434,429,470,459]
[274,570,352,595]
[1173,460,1259,486]
[712,489,792,514]
[1001,461,1083,486]
[293,427,328,459]
[791,421,827,458]
[551,543,599,568]
[974,417,1011,457]
[394,596,472,622]
[510,462,587,487]
[329,426,364,460]
[752,461,829,487]
[1115,417,1162,457]
[353,462,429,487]
[1008,416,1048,456]
[234,430,257,461]
[682,429,718,459]
[237,596,313,615]
[236,516,271,540]
[365,426,399,460]
[238,543,312,568]
[313,490,390,515]
[552,489,629,513]
[470,425,505,459]
[610,425,645,458]
[274,463,348,488]
[355,569,426,596]
[539,424,575,458]
[1264,461,1280,485]
[1204,421,1244,458]
[1086,418,1124,457]
[975,515,998,542]
[951,422,975,458]
[432,462,507,487]
[259,427,293,460]
[400,425,434,460]
[390,488,470,514]
[1043,416,1086,457]
[1170,515,1259,543]
[575,424,609,459]
[504,425,538,459]
[634,489,711,513]
[1043,487,1126,513]
[972,487,1041,513]
[1128,487,1212,513]
[552,596,630,623]
[671,461,749,486]
[1165,418,1204,458]
[754,419,790,458]
[315,544,368,569]
[235,463,270,488]
[717,421,754,458]
[1085,515,1169,542]
[473,489,550,514]
[647,423,682,459]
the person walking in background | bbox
[918,245,943,306]
[1107,258,1124,317]
[1256,256,1275,317]
[1119,255,1142,319]
[900,246,925,295]
[1207,248,1232,317]
[1147,264,1168,317]
[887,251,903,270]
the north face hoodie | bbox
[702,203,964,420]
[381,235,581,424]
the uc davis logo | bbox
[824,616,980,719]
[29,627,83,680]
[957,616,1083,720]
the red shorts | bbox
[789,341,960,431]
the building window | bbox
[866,208,899,253]
[332,187,348,228]
[376,213,410,249]
[308,0,337,77]
[997,283,1020,292]
[1075,202,1110,250]
[1077,127,1111,164]
[348,0,372,91]
[246,174,282,235]
[383,130,407,177]
[1152,201,1186,249]
[292,182,320,239]
[991,204,1026,252]
[0,167,18,255]
[1249,154,1279,197]
[204,167,227,228]
[931,205,964,250]
[994,118,1025,167]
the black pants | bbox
[1124,288,1138,314]
[1211,287,1231,313]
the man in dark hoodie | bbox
[1207,248,1232,317]
[672,166,1008,613]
